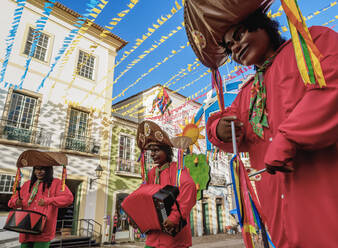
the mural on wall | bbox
[176,117,205,153]
[184,153,210,200]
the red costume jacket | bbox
[8,178,74,243]
[145,162,197,248]
[206,26,338,248]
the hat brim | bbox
[17,150,68,168]
[184,0,273,69]
[170,136,193,150]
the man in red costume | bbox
[136,120,197,248]
[184,2,338,247]
[8,166,73,248]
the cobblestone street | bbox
[102,234,245,248]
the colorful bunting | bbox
[110,42,189,102]
[18,0,56,89]
[115,0,184,68]
[36,0,102,91]
[0,0,27,84]
[113,23,185,85]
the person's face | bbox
[223,25,275,67]
[34,167,46,180]
[148,145,168,166]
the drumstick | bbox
[226,121,267,187]
[17,186,22,200]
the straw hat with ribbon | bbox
[184,0,326,100]
[13,150,68,195]
[136,120,192,184]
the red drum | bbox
[4,210,46,234]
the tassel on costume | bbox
[230,155,274,248]
[211,69,225,112]
[176,149,184,187]
[61,164,67,191]
[138,151,147,183]
[12,168,21,195]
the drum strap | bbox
[166,190,185,223]
[28,180,41,206]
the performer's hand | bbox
[38,198,46,206]
[16,199,23,208]
[216,116,243,143]
[163,218,178,234]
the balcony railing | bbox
[115,157,141,176]
[61,133,100,154]
[0,119,52,145]
[0,119,100,155]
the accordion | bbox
[122,184,186,236]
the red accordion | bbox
[122,184,186,236]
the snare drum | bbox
[4,209,46,234]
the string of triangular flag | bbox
[113,23,185,85]
[0,0,27,85]
[110,41,189,102]
[114,0,184,68]
[36,0,103,92]
[18,0,56,89]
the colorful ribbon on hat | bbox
[281,0,326,88]
[176,149,184,187]
[230,155,274,248]
[138,151,148,183]
[211,69,225,112]
[61,164,67,191]
[12,168,22,195]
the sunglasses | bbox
[224,25,247,56]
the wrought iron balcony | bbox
[0,119,52,146]
[62,133,100,154]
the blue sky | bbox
[57,0,337,105]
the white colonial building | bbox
[0,0,126,246]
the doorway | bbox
[56,179,82,235]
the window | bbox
[0,174,15,212]
[119,135,131,161]
[3,91,37,142]
[77,50,95,80]
[24,27,50,62]
[65,108,89,152]
[117,135,137,173]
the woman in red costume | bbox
[8,165,73,248]
[184,1,338,247]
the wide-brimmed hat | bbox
[137,120,192,150]
[12,150,68,193]
[17,150,68,168]
[184,0,272,69]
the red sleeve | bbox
[8,181,30,209]
[206,91,249,153]
[44,179,74,208]
[168,169,196,225]
[265,27,338,167]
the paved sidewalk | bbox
[102,233,244,248]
